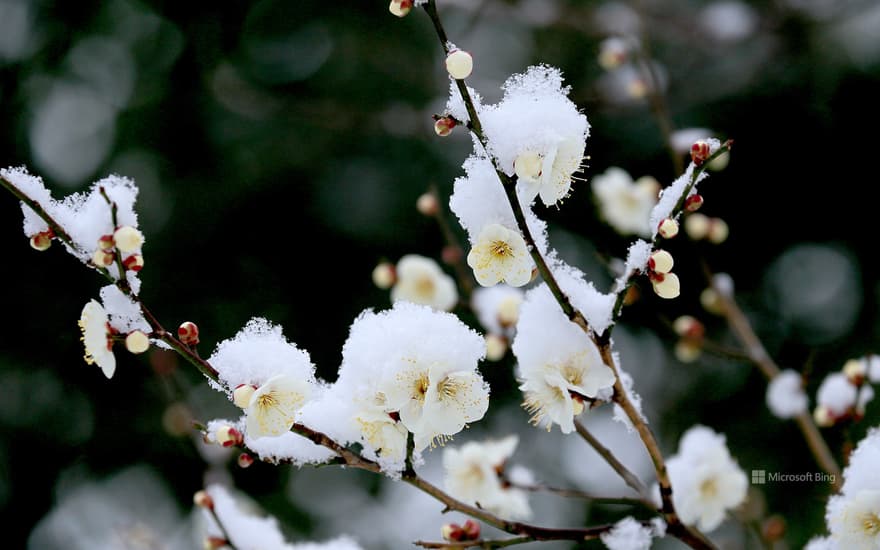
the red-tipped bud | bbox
[684,194,704,212]
[92,248,115,267]
[762,516,786,543]
[416,192,439,216]
[389,0,413,17]
[690,140,711,165]
[657,218,679,239]
[29,231,53,251]
[648,250,674,274]
[203,537,228,550]
[461,520,481,540]
[238,452,255,468]
[216,425,243,447]
[122,254,144,272]
[441,245,462,265]
[98,234,115,250]
[433,116,457,137]
[843,359,867,386]
[441,523,465,542]
[178,321,200,346]
[372,262,396,289]
[673,315,705,340]
[193,490,214,509]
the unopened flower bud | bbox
[113,226,144,253]
[657,218,679,239]
[98,234,115,250]
[485,334,508,362]
[514,151,543,182]
[497,296,521,327]
[203,537,228,550]
[673,315,705,340]
[215,425,243,447]
[125,330,151,354]
[761,515,786,543]
[193,490,214,509]
[372,262,396,289]
[649,250,674,274]
[707,150,730,171]
[690,140,711,165]
[461,520,481,540]
[433,116,457,137]
[813,405,834,427]
[598,37,628,70]
[442,523,464,542]
[652,272,681,299]
[707,218,729,244]
[416,192,439,216]
[389,0,413,17]
[233,384,257,409]
[178,321,200,346]
[122,254,144,272]
[684,194,704,212]
[684,213,710,240]
[674,340,702,363]
[843,359,866,385]
[92,248,115,267]
[627,77,648,99]
[700,288,724,315]
[441,245,462,265]
[30,231,53,251]
[445,49,473,80]
[237,452,255,468]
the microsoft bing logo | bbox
[751,470,766,485]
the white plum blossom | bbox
[391,254,458,311]
[665,425,747,532]
[478,65,590,207]
[245,374,313,438]
[513,281,616,433]
[337,302,489,459]
[467,223,532,288]
[78,299,116,378]
[766,369,808,419]
[592,167,659,237]
[443,435,531,520]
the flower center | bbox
[562,363,583,386]
[415,276,435,297]
[257,392,278,409]
[490,240,514,258]
[699,478,718,498]
[438,376,462,401]
[414,373,430,403]
[863,513,880,536]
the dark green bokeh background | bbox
[1,0,879,547]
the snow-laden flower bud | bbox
[652,272,681,299]
[514,151,543,183]
[843,359,867,385]
[445,49,473,80]
[389,0,413,17]
[372,262,395,289]
[690,140,712,165]
[113,226,144,253]
[122,254,144,272]
[215,425,243,447]
[685,213,710,240]
[29,230,53,251]
[92,248,115,267]
[657,218,679,239]
[233,384,257,409]
[684,194,704,212]
[178,321,200,346]
[193,490,213,509]
[598,37,628,70]
[98,234,115,251]
[649,250,674,274]
[416,192,439,216]
[237,452,254,468]
[485,333,508,361]
[707,218,729,244]
[125,330,150,354]
[433,116,457,137]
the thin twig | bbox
[573,419,650,498]
[509,480,654,510]
[413,536,547,548]
[205,505,240,550]
[428,183,474,300]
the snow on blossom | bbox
[245,374,313,438]
[78,299,116,378]
[648,152,717,233]
[549,260,617,334]
[391,254,458,311]
[444,81,483,125]
[443,435,531,520]
[766,369,809,419]
[513,280,616,433]
[664,425,747,532]
[600,516,665,550]
[592,167,659,237]
[203,485,362,550]
[471,284,524,335]
[467,223,532,287]
[613,239,653,293]
[98,284,150,334]
[337,302,488,462]
[479,65,589,207]
[816,372,858,417]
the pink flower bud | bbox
[441,523,465,542]
[238,452,255,468]
[461,520,481,540]
[193,490,214,509]
[98,234,115,250]
[389,0,413,17]
[684,194,704,212]
[29,230,53,251]
[433,116,457,137]
[673,315,705,340]
[216,425,243,447]
[178,321,200,346]
[441,245,462,265]
[122,254,144,272]
[657,218,679,239]
[690,140,711,165]
[445,49,473,80]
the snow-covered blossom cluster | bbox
[813,355,878,427]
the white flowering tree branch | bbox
[420,2,717,548]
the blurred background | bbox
[1,0,879,548]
